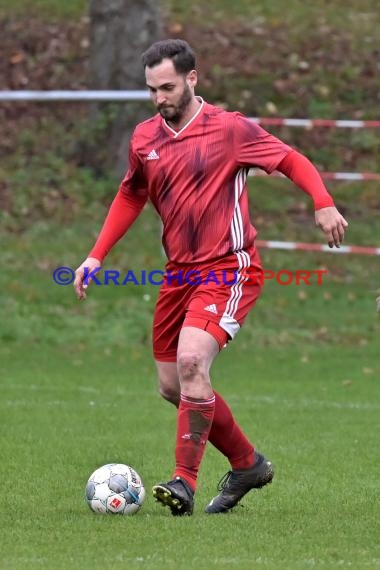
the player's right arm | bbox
[74,256,102,300]
[74,137,148,300]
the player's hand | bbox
[73,257,102,300]
[315,206,348,248]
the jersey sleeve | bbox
[120,133,149,199]
[233,113,292,173]
[87,136,148,262]
[277,150,335,210]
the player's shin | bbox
[173,393,215,490]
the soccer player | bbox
[74,39,348,515]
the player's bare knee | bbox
[177,351,205,381]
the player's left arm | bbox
[277,150,348,248]
[232,116,348,247]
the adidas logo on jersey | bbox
[204,304,218,315]
[147,149,160,160]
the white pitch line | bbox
[0,383,100,393]
[4,399,67,407]
[228,394,380,411]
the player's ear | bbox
[187,69,197,89]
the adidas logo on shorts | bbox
[204,304,218,314]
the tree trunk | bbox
[87,0,162,176]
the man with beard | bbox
[74,39,348,516]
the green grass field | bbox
[1,185,379,569]
[1,341,379,569]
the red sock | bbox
[173,394,215,491]
[208,391,255,470]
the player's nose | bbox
[156,91,167,105]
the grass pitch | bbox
[1,193,379,569]
[0,342,379,569]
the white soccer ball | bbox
[85,463,146,515]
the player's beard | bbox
[157,83,193,125]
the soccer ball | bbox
[85,463,146,515]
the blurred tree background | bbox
[86,0,162,175]
[0,0,379,228]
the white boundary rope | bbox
[250,170,380,181]
[256,240,380,256]
[0,90,150,101]
[2,90,378,255]
[249,117,380,128]
[0,91,380,129]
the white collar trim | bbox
[164,97,204,138]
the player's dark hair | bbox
[141,39,196,74]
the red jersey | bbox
[121,99,292,264]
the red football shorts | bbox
[152,246,263,362]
